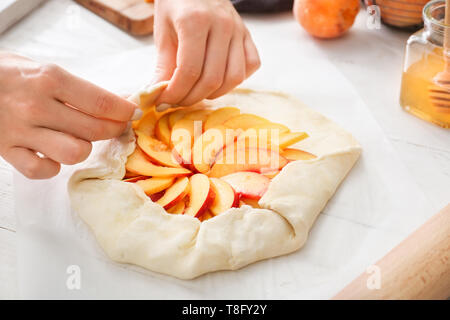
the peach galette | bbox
[68,83,361,279]
[123,106,317,222]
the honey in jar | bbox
[400,0,450,128]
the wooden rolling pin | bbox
[333,204,450,300]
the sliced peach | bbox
[192,125,237,174]
[171,118,202,167]
[281,148,317,161]
[221,172,270,200]
[155,113,171,146]
[183,109,212,122]
[237,128,284,150]
[184,174,215,218]
[237,129,308,150]
[168,109,189,129]
[167,199,186,214]
[209,178,239,215]
[136,177,175,195]
[123,175,148,183]
[278,132,309,149]
[171,118,197,146]
[223,114,272,130]
[262,170,280,179]
[124,170,140,178]
[209,146,288,178]
[249,122,290,134]
[241,198,261,209]
[171,119,194,166]
[136,110,158,136]
[172,145,193,169]
[125,148,191,177]
[204,107,240,131]
[150,191,165,202]
[199,210,215,222]
[136,131,181,168]
[156,177,190,209]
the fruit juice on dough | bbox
[400,47,450,128]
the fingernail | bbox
[156,103,171,112]
[131,108,143,121]
[125,121,132,132]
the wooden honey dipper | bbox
[430,0,450,113]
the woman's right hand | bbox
[0,52,141,179]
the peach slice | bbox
[199,210,215,222]
[156,177,190,209]
[221,171,270,200]
[249,122,290,134]
[136,131,181,168]
[155,113,171,146]
[281,148,317,161]
[123,175,148,183]
[262,170,280,179]
[136,110,158,136]
[171,119,195,166]
[237,128,283,150]
[184,174,215,218]
[209,147,288,178]
[125,148,191,177]
[167,199,186,214]
[237,129,307,151]
[192,125,236,174]
[136,177,175,195]
[168,109,189,129]
[171,118,197,145]
[124,170,140,178]
[172,145,193,169]
[240,198,261,209]
[183,109,212,122]
[150,191,165,202]
[278,132,309,149]
[209,178,239,215]
[171,118,203,167]
[223,114,272,130]
[204,107,240,131]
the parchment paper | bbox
[14,18,434,299]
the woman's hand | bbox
[153,0,260,110]
[0,53,141,179]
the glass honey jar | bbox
[400,0,450,128]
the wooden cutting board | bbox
[74,0,154,36]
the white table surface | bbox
[0,0,449,299]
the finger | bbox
[208,35,246,100]
[155,27,209,106]
[243,30,261,78]
[37,99,128,142]
[153,25,178,84]
[21,127,92,165]
[3,147,60,179]
[50,66,140,121]
[178,24,232,106]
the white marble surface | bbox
[0,0,449,299]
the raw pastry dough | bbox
[68,83,361,279]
